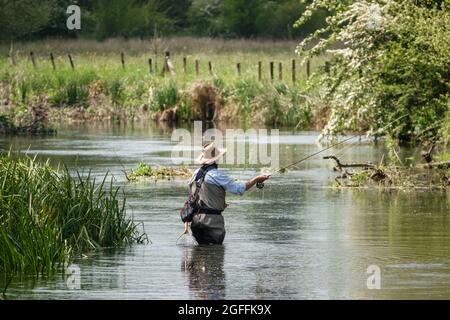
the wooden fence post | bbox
[68,54,75,70]
[236,63,241,77]
[10,52,16,66]
[50,53,56,70]
[292,59,296,83]
[208,61,213,76]
[258,61,262,81]
[306,59,311,79]
[269,61,274,82]
[183,57,187,74]
[9,42,16,66]
[278,62,283,81]
[163,51,173,75]
[30,51,36,68]
[195,59,199,77]
[149,58,153,74]
[121,52,125,69]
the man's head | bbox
[197,142,226,165]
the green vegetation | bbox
[297,0,450,145]
[0,39,321,128]
[0,104,56,135]
[1,1,448,145]
[126,163,191,181]
[0,0,326,41]
[333,164,450,189]
[327,141,450,189]
[0,153,147,275]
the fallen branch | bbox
[323,155,375,171]
[421,161,450,170]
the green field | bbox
[0,38,327,129]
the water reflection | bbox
[182,246,226,300]
[1,122,449,299]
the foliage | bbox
[93,0,175,39]
[0,153,147,275]
[0,0,55,40]
[0,40,322,127]
[149,81,179,112]
[0,0,326,40]
[127,163,191,181]
[296,0,450,144]
[216,0,262,38]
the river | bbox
[1,122,449,299]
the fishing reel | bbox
[256,182,265,189]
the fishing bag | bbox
[180,165,215,223]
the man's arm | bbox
[245,175,270,191]
[208,170,270,195]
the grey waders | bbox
[189,167,227,245]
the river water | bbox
[1,123,449,299]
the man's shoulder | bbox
[206,168,232,185]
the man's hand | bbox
[255,175,270,183]
[246,174,271,191]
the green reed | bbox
[0,153,147,275]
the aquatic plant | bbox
[126,163,191,181]
[0,153,147,275]
[326,154,450,189]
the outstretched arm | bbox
[245,175,270,191]
[208,170,270,195]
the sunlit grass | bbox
[0,152,147,275]
[0,38,327,127]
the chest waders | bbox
[189,165,226,245]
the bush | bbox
[297,0,450,144]
[150,81,179,112]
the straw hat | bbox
[196,142,227,165]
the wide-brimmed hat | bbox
[196,142,226,165]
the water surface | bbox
[1,123,449,299]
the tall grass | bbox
[0,38,326,127]
[0,153,147,275]
[0,37,301,56]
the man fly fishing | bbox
[179,142,270,245]
[178,113,407,245]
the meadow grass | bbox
[0,152,147,276]
[0,38,327,128]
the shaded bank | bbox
[0,98,56,136]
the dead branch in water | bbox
[324,155,388,186]
[323,155,375,171]
[324,154,449,189]
[421,161,450,170]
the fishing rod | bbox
[255,135,358,189]
[256,114,408,189]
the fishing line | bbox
[333,136,363,158]
[257,114,408,188]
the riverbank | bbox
[2,37,448,145]
[0,38,325,129]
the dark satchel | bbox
[180,165,214,223]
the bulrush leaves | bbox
[0,152,147,276]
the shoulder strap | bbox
[192,164,217,196]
